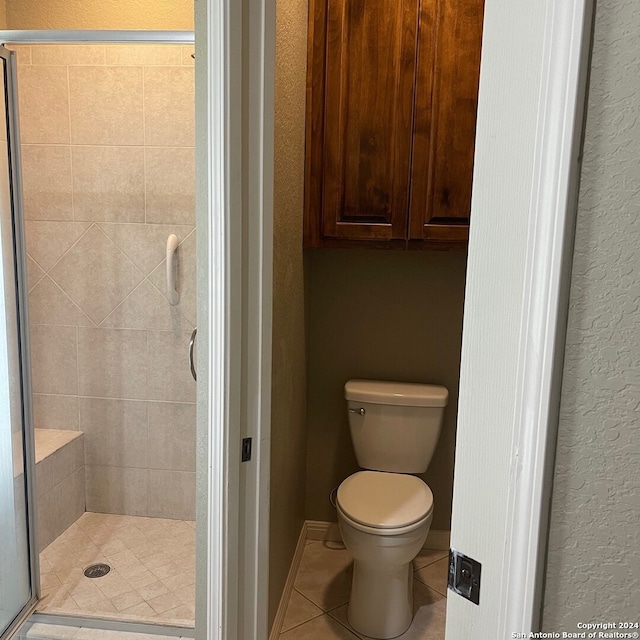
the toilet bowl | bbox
[339,380,448,639]
[336,470,434,639]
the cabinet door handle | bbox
[166,234,180,305]
[189,327,197,381]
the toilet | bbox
[336,379,448,639]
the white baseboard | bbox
[305,519,450,550]
[268,522,309,640]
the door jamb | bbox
[447,0,594,635]
[198,0,273,638]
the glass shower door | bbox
[0,46,37,639]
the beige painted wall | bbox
[306,249,466,531]
[542,0,640,626]
[5,0,192,30]
[269,0,309,629]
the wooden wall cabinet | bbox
[304,0,485,249]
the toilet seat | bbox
[337,471,433,535]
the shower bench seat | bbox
[34,428,85,550]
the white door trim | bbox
[196,0,242,638]
[448,0,593,636]
[197,0,274,639]
[500,0,594,632]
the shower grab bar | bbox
[166,234,180,305]
[189,328,197,381]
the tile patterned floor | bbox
[278,541,449,639]
[37,512,195,626]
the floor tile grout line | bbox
[413,574,449,599]
[325,610,363,640]
[414,552,449,568]
[278,610,327,637]
[291,587,332,614]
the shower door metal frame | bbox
[0,45,39,640]
[0,25,274,640]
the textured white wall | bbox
[542,0,640,626]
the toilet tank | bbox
[345,380,448,474]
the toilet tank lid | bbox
[345,380,448,407]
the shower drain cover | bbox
[83,563,111,579]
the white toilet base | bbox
[338,505,433,640]
[347,557,414,639]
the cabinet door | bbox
[409,0,484,242]
[315,0,419,242]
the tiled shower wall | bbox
[13,44,196,521]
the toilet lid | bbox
[337,471,433,529]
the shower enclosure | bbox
[0,31,197,636]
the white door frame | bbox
[200,0,594,639]
[447,0,594,636]
[197,0,273,639]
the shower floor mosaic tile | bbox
[278,541,449,640]
[37,512,195,626]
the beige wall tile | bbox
[148,230,196,326]
[30,325,78,395]
[148,402,196,471]
[101,280,192,332]
[77,327,147,399]
[79,397,148,468]
[143,67,194,147]
[26,255,45,291]
[69,67,143,145]
[17,66,70,144]
[181,46,195,66]
[148,331,196,402]
[21,145,73,220]
[28,276,94,326]
[49,226,144,324]
[32,394,79,431]
[145,147,195,224]
[51,436,85,485]
[105,44,182,66]
[148,470,195,520]
[31,44,106,66]
[25,221,91,271]
[37,468,85,549]
[99,222,194,275]
[6,45,31,66]
[85,466,148,516]
[36,453,55,500]
[72,146,145,223]
[37,488,59,549]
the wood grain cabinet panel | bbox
[304,0,484,249]
[408,0,484,243]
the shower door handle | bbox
[166,234,180,305]
[189,327,197,381]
